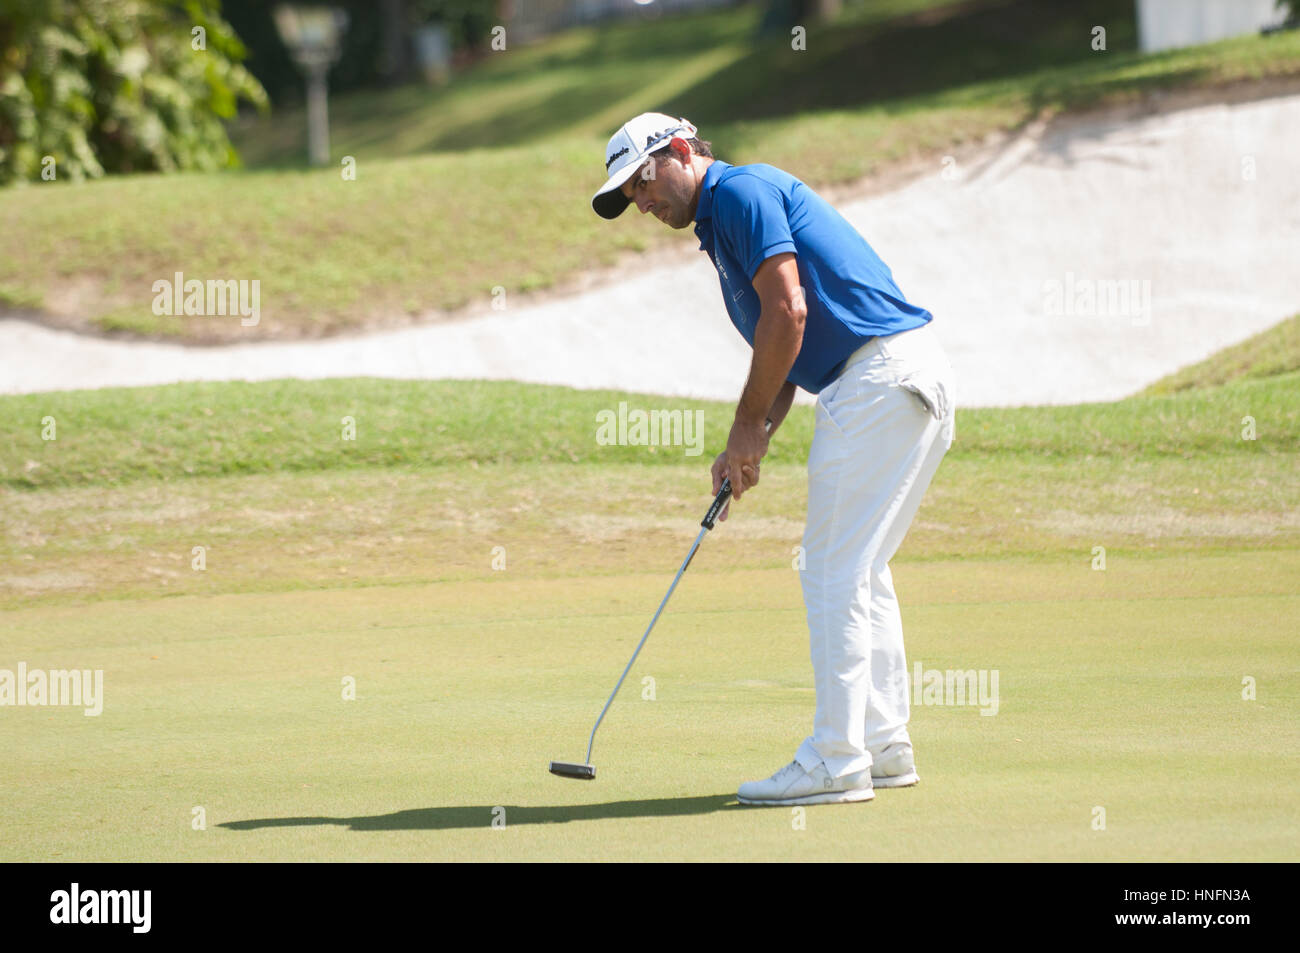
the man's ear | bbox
[668,137,692,164]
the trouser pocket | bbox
[898,369,952,422]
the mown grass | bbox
[2,372,1295,609]
[2,352,1296,863]
[1142,314,1300,395]
[3,554,1297,860]
[3,0,1298,338]
[1,371,1296,490]
[3,451,1295,611]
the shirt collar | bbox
[694,160,731,247]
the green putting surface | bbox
[3,551,1295,861]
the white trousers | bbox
[793,322,956,779]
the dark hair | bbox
[651,137,715,162]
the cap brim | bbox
[591,161,641,219]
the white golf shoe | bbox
[737,760,875,806]
[871,743,920,788]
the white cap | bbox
[591,112,698,219]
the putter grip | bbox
[701,479,732,530]
[702,419,771,530]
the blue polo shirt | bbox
[693,161,931,394]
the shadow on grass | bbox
[218,794,738,832]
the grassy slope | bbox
[1,373,1296,609]
[3,0,1299,338]
[1142,313,1300,394]
[2,372,1296,489]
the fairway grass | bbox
[1,552,1296,861]
[4,373,1297,490]
[2,373,1297,609]
[2,453,1297,611]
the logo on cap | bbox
[645,127,682,149]
[605,146,629,171]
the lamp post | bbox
[274,5,349,166]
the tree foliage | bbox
[0,0,268,184]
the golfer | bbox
[592,113,955,805]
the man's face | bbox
[620,143,696,229]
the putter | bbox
[550,430,767,781]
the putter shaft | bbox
[584,522,710,764]
[571,423,766,773]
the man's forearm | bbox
[736,306,804,427]
[764,380,797,434]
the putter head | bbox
[549,761,596,780]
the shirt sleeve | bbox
[712,175,797,281]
